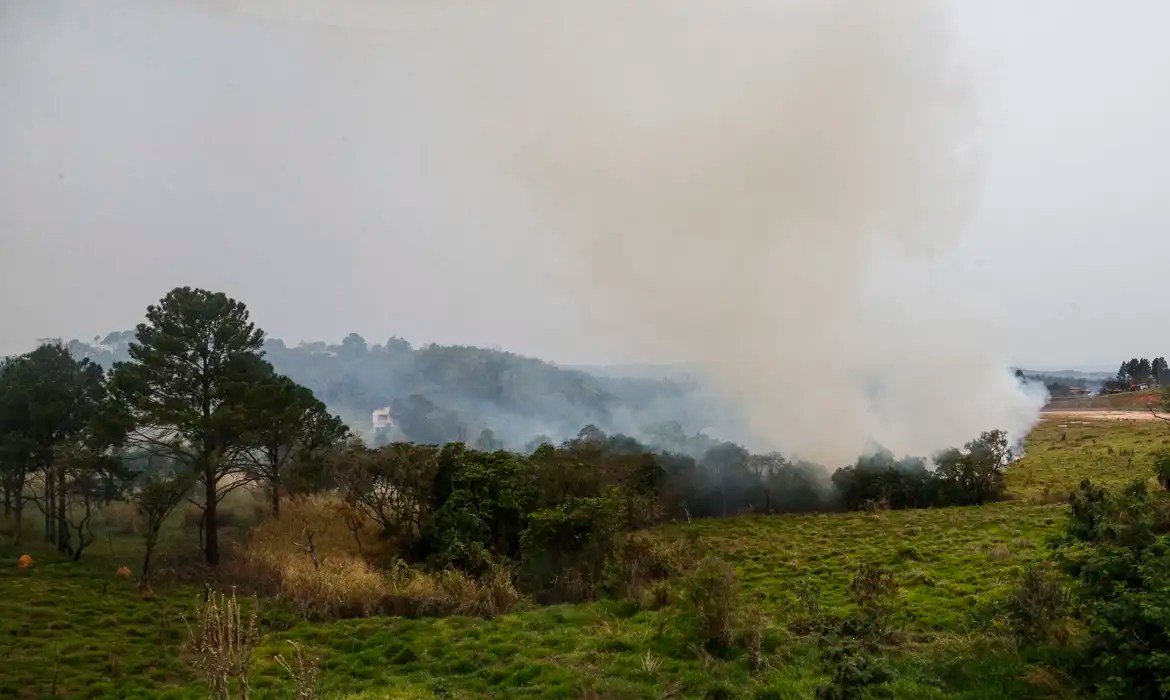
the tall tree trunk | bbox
[271,473,281,518]
[204,470,219,566]
[140,527,159,590]
[56,465,69,553]
[12,492,24,545]
[44,468,56,544]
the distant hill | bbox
[65,332,733,453]
[1014,368,1114,383]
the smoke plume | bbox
[8,0,1045,464]
[371,0,1044,464]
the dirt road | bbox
[1041,410,1165,422]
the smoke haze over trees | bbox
[0,0,1057,467]
[65,332,737,455]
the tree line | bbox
[65,328,727,453]
[1110,356,1169,389]
[2,287,1014,589]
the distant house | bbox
[1068,386,1090,396]
[372,406,394,431]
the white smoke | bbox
[359,0,1041,464]
[15,0,1044,465]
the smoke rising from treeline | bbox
[380,0,1045,463]
[10,0,1045,464]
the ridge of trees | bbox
[64,330,726,454]
[3,287,1014,583]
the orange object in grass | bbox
[18,554,33,569]
[115,566,132,579]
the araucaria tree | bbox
[111,287,270,566]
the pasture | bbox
[1,415,1162,699]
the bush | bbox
[519,493,624,602]
[815,564,900,700]
[1155,450,1170,491]
[686,556,739,649]
[1056,479,1170,699]
[1007,562,1070,642]
[604,532,696,601]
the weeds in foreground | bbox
[274,640,322,700]
[184,589,260,700]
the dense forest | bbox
[64,332,736,454]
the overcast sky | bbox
[1,0,1168,370]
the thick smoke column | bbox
[397,0,1044,463]
[8,0,1045,464]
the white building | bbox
[372,407,393,432]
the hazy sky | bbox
[2,0,1168,370]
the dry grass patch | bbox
[237,495,521,619]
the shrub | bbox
[1057,479,1170,699]
[686,556,739,649]
[1007,562,1070,642]
[604,532,695,601]
[815,564,900,700]
[1154,450,1170,490]
[519,493,624,602]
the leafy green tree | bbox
[330,440,441,551]
[519,491,625,601]
[0,344,109,549]
[1138,358,1154,383]
[420,447,535,571]
[1154,357,1168,385]
[934,430,1011,505]
[134,471,193,588]
[240,372,348,516]
[55,444,136,560]
[109,287,267,566]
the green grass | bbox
[2,416,1165,699]
[678,502,1059,632]
[1010,416,1169,497]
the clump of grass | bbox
[987,544,1012,562]
[184,589,260,700]
[274,640,322,700]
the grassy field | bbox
[2,416,1166,699]
[1045,388,1161,411]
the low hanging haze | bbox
[2,0,1169,461]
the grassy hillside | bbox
[1045,389,1162,411]
[3,416,1167,699]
